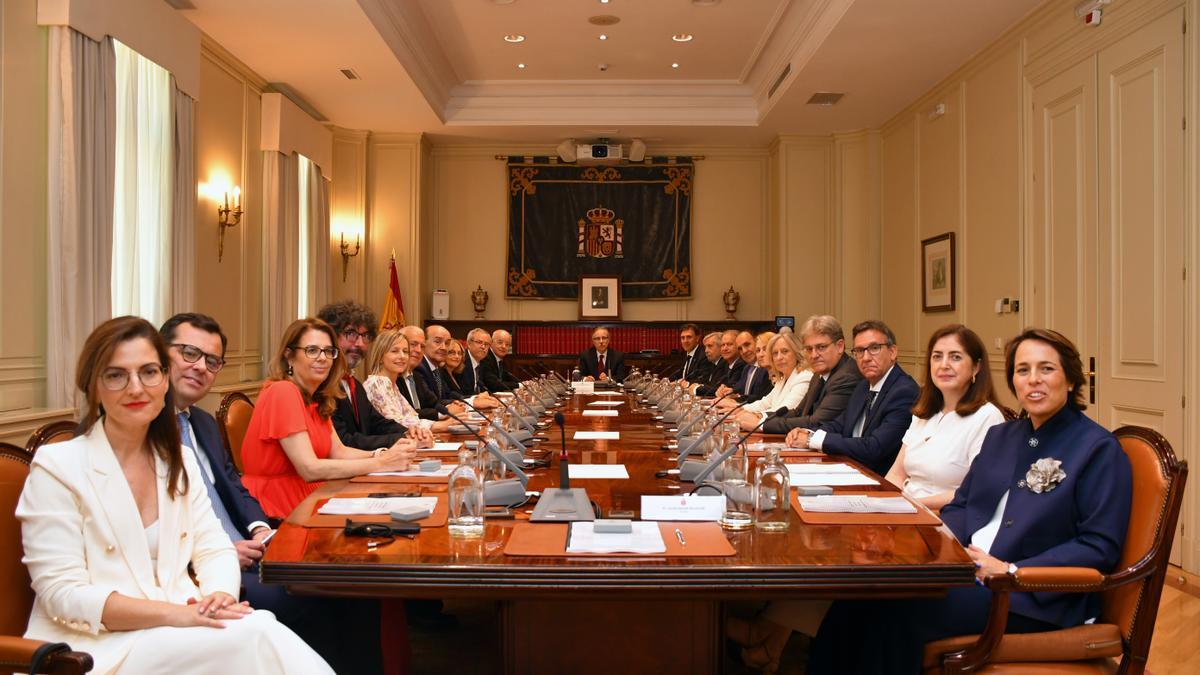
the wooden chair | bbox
[924,425,1188,675]
[216,392,254,475]
[0,443,92,674]
[24,421,78,456]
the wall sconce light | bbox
[340,233,361,282]
[217,186,242,262]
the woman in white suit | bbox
[719,331,813,430]
[16,316,331,675]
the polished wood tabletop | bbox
[261,389,975,601]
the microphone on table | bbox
[555,411,569,490]
[445,392,536,449]
[683,406,789,484]
[674,390,733,437]
[673,403,744,466]
[434,403,528,506]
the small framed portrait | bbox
[579,275,621,319]
[921,232,956,312]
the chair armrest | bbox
[0,636,93,674]
[985,566,1105,593]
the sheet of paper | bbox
[571,381,595,394]
[566,521,667,554]
[317,496,438,516]
[573,431,620,440]
[368,466,457,478]
[787,473,879,487]
[568,464,629,479]
[799,495,916,514]
[592,391,624,397]
[640,495,724,521]
[586,401,625,407]
[429,442,463,452]
[786,462,862,474]
[581,409,619,417]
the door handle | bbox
[1084,356,1096,404]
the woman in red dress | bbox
[241,317,417,519]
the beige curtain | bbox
[262,151,299,362]
[305,161,331,315]
[170,78,195,315]
[46,27,115,410]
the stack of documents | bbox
[786,463,880,486]
[566,521,667,554]
[317,496,438,515]
[798,495,916,514]
[368,466,457,478]
[425,442,463,452]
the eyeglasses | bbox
[100,364,166,391]
[802,342,834,355]
[290,345,339,360]
[171,343,225,373]
[849,342,891,359]
[340,328,371,344]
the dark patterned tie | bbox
[598,353,606,377]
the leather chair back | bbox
[1102,426,1187,646]
[25,420,78,456]
[0,443,34,636]
[216,392,254,474]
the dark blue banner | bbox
[506,157,693,300]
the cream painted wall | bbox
[366,134,424,324]
[424,147,771,323]
[194,41,267,391]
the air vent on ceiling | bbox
[340,69,361,81]
[768,64,791,99]
[807,92,845,106]
[163,0,197,8]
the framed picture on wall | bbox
[579,275,621,320]
[921,232,956,312]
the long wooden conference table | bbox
[261,387,975,674]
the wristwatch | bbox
[1008,563,1018,575]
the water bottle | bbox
[753,446,791,532]
[571,366,582,382]
[448,448,484,537]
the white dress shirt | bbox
[810,365,894,450]
[899,402,1005,500]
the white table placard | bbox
[567,464,630,479]
[571,381,595,394]
[640,495,725,521]
[586,401,625,407]
[573,431,620,440]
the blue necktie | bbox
[178,412,243,544]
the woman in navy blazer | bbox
[807,328,1132,675]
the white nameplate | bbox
[571,381,595,394]
[567,464,629,479]
[582,409,618,417]
[573,431,620,440]
[640,495,725,521]
[586,401,625,407]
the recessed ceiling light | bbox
[599,34,608,41]
[672,34,693,42]
[671,62,680,69]
[517,63,526,69]
[599,0,610,4]
[504,34,525,43]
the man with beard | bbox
[317,301,415,448]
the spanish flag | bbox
[379,249,406,330]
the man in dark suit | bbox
[678,323,711,382]
[420,324,459,403]
[789,320,919,476]
[694,329,744,397]
[764,315,863,434]
[401,325,445,420]
[318,301,408,449]
[685,331,723,390]
[161,313,382,672]
[478,329,521,392]
[579,326,626,381]
[718,330,772,404]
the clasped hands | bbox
[785,428,812,448]
[375,438,419,471]
[181,592,252,628]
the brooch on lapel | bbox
[1018,458,1067,494]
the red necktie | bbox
[598,353,606,376]
[344,376,360,424]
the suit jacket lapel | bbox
[153,453,181,596]
[862,367,900,433]
[84,422,160,599]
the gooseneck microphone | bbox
[687,406,790,484]
[435,403,528,506]
[554,412,569,490]
[675,403,746,466]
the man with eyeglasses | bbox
[683,331,723,390]
[763,315,863,434]
[784,319,919,476]
[717,330,772,404]
[478,329,520,392]
[316,301,409,450]
[461,327,494,393]
[579,326,626,382]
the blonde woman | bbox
[727,332,813,431]
[363,329,456,435]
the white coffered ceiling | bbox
[174,0,1044,145]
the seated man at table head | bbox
[478,328,520,392]
[316,301,408,450]
[716,330,772,404]
[693,329,744,397]
[763,314,862,435]
[678,323,710,382]
[787,319,919,476]
[579,326,626,381]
